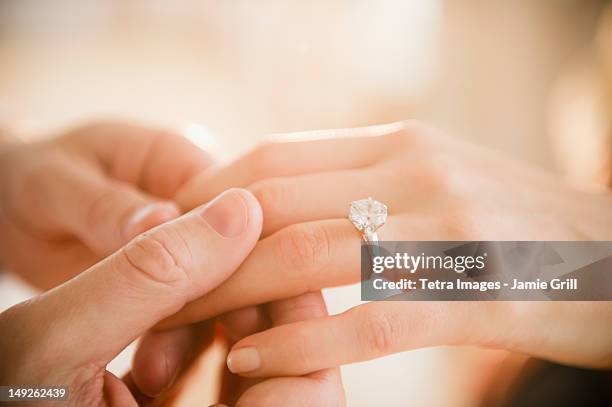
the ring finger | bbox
[249,168,407,237]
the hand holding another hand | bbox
[0,187,263,406]
[0,123,345,406]
[2,120,611,406]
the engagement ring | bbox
[349,197,387,243]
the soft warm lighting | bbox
[182,123,225,159]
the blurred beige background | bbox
[0,1,607,406]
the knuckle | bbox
[420,156,453,194]
[247,141,280,180]
[84,184,137,234]
[382,128,412,150]
[382,122,435,151]
[85,188,118,231]
[276,223,332,273]
[120,229,189,286]
[386,154,455,197]
[292,326,315,368]
[439,207,479,240]
[396,153,461,199]
[249,178,295,216]
[357,307,399,355]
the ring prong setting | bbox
[349,197,387,241]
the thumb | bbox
[0,188,262,370]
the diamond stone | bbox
[349,197,387,235]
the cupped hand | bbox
[162,121,612,374]
[0,122,212,289]
[0,189,263,406]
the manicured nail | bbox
[123,202,180,240]
[227,347,260,373]
[200,189,248,237]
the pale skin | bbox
[0,122,212,289]
[163,121,612,384]
[0,187,265,406]
[2,121,611,405]
[0,124,343,406]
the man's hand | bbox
[0,189,263,406]
[0,122,212,289]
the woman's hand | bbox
[217,292,345,406]
[0,189,263,406]
[0,122,212,289]
[163,121,612,372]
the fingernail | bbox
[200,189,248,237]
[208,404,229,407]
[161,346,183,392]
[123,202,180,240]
[227,347,260,374]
